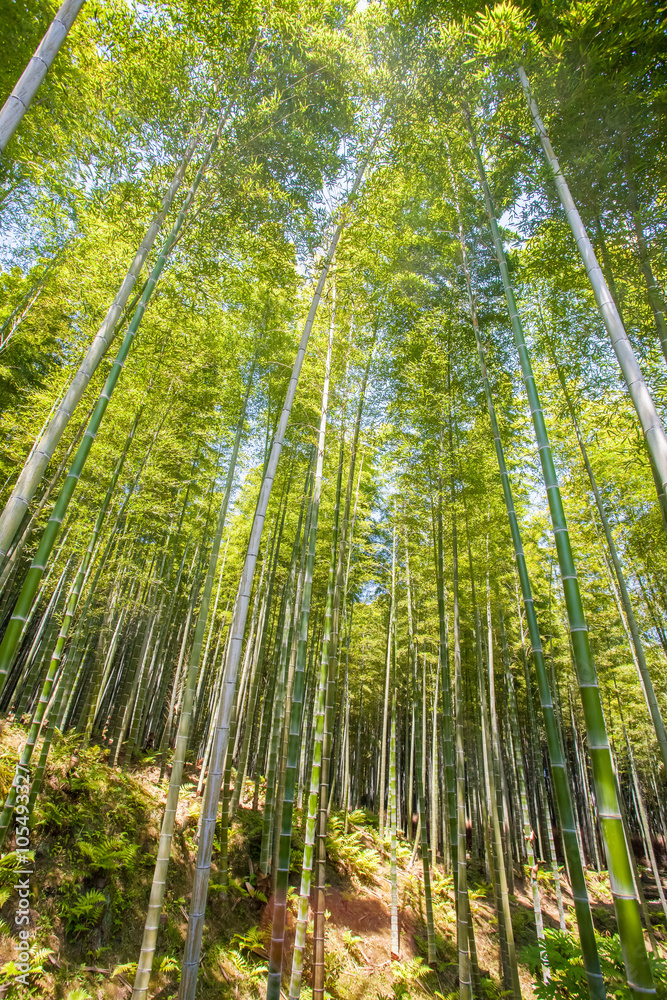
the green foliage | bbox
[64,889,107,936]
[0,851,35,890]
[510,905,536,948]
[65,989,93,1000]
[0,943,53,986]
[111,961,138,978]
[230,924,268,957]
[1,2,667,998]
[159,954,180,977]
[342,928,364,963]
[391,956,431,998]
[326,812,380,884]
[78,834,138,873]
[523,929,667,999]
[223,948,267,992]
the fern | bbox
[65,889,106,935]
[29,945,53,968]
[35,799,70,829]
[79,833,138,872]
[0,851,35,889]
[227,948,268,984]
[326,820,380,884]
[231,924,268,956]
[51,730,85,761]
[112,961,138,978]
[159,955,180,976]
[66,989,93,1000]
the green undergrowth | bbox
[0,723,647,1000]
[523,928,667,999]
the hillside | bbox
[1,724,664,1000]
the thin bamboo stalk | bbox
[267,311,335,999]
[0,0,86,150]
[131,361,253,1000]
[470,113,644,997]
[518,66,667,516]
[177,128,383,1000]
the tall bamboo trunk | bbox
[452,506,471,999]
[131,363,253,1000]
[379,527,396,840]
[470,114,652,998]
[177,127,382,1000]
[268,307,335,1000]
[622,136,667,363]
[549,345,667,772]
[0,0,86,151]
[312,429,346,1000]
[501,609,549,982]
[518,66,667,516]
[389,688,399,959]
[0,112,228,695]
[0,69,245,561]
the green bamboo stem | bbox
[312,447,344,1000]
[617,689,667,925]
[297,612,320,813]
[475,592,519,997]
[0,115,227,699]
[0,560,69,844]
[142,536,196,753]
[231,519,279,816]
[157,555,200,783]
[390,689,399,959]
[514,575,568,929]
[260,549,297,876]
[0,405,92,599]
[501,609,549,983]
[518,66,667,513]
[131,358,253,1000]
[216,652,243,895]
[435,486,457,877]
[452,509,471,1000]
[0,0,86,143]
[608,730,659,955]
[430,654,439,869]
[0,401,140,833]
[228,519,273,813]
[13,563,68,719]
[549,345,667,773]
[412,639,436,964]
[484,569,515,905]
[622,136,667,364]
[270,469,312,892]
[379,527,396,840]
[251,491,292,810]
[469,115,635,997]
[0,71,240,561]
[91,608,126,735]
[405,545,417,842]
[267,314,334,1000]
[177,126,381,1000]
[28,637,81,813]
[288,616,329,1000]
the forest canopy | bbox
[0,1,666,999]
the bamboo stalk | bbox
[0,0,86,151]
[470,112,651,997]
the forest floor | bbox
[0,723,664,1000]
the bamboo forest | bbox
[2,1,667,998]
